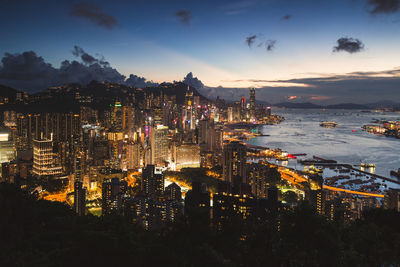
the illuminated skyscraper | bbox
[32,138,62,177]
[0,128,15,164]
[249,88,256,122]
[142,165,164,199]
[223,141,247,184]
[150,125,169,165]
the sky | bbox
[0,0,399,104]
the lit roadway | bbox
[278,167,384,198]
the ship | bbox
[320,121,338,128]
[360,163,376,168]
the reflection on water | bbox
[249,108,400,187]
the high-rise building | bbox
[142,165,164,199]
[111,101,123,131]
[102,178,128,215]
[127,141,142,170]
[150,125,169,165]
[249,88,256,122]
[223,141,247,184]
[165,182,182,201]
[0,128,15,164]
[213,192,256,228]
[73,180,86,216]
[32,138,62,177]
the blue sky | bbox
[0,0,399,103]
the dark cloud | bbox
[70,2,117,29]
[175,10,192,25]
[265,40,276,51]
[183,72,204,90]
[281,14,292,20]
[72,45,109,66]
[125,74,158,88]
[367,0,399,14]
[246,35,257,47]
[246,35,276,52]
[0,48,158,92]
[333,37,365,53]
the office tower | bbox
[199,119,209,147]
[32,139,62,177]
[223,141,247,184]
[249,88,256,122]
[150,125,169,165]
[102,178,128,215]
[227,107,234,122]
[127,141,142,170]
[73,180,86,216]
[111,101,123,131]
[0,128,15,164]
[142,165,164,199]
[122,105,134,135]
[165,182,182,201]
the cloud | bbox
[246,35,276,52]
[367,0,399,14]
[125,74,158,88]
[0,48,158,92]
[72,45,109,66]
[183,72,204,90]
[265,40,276,51]
[70,2,117,29]
[333,37,365,53]
[281,14,292,20]
[246,35,257,47]
[175,10,192,25]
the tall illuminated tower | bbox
[223,141,247,184]
[249,88,256,122]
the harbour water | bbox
[248,108,400,189]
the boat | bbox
[320,121,338,128]
[360,163,375,168]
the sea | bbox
[248,108,400,189]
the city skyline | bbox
[1,0,400,104]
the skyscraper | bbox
[150,125,169,165]
[73,180,86,216]
[142,165,164,199]
[223,141,247,184]
[102,178,128,215]
[32,138,62,177]
[249,88,256,122]
[0,128,15,164]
